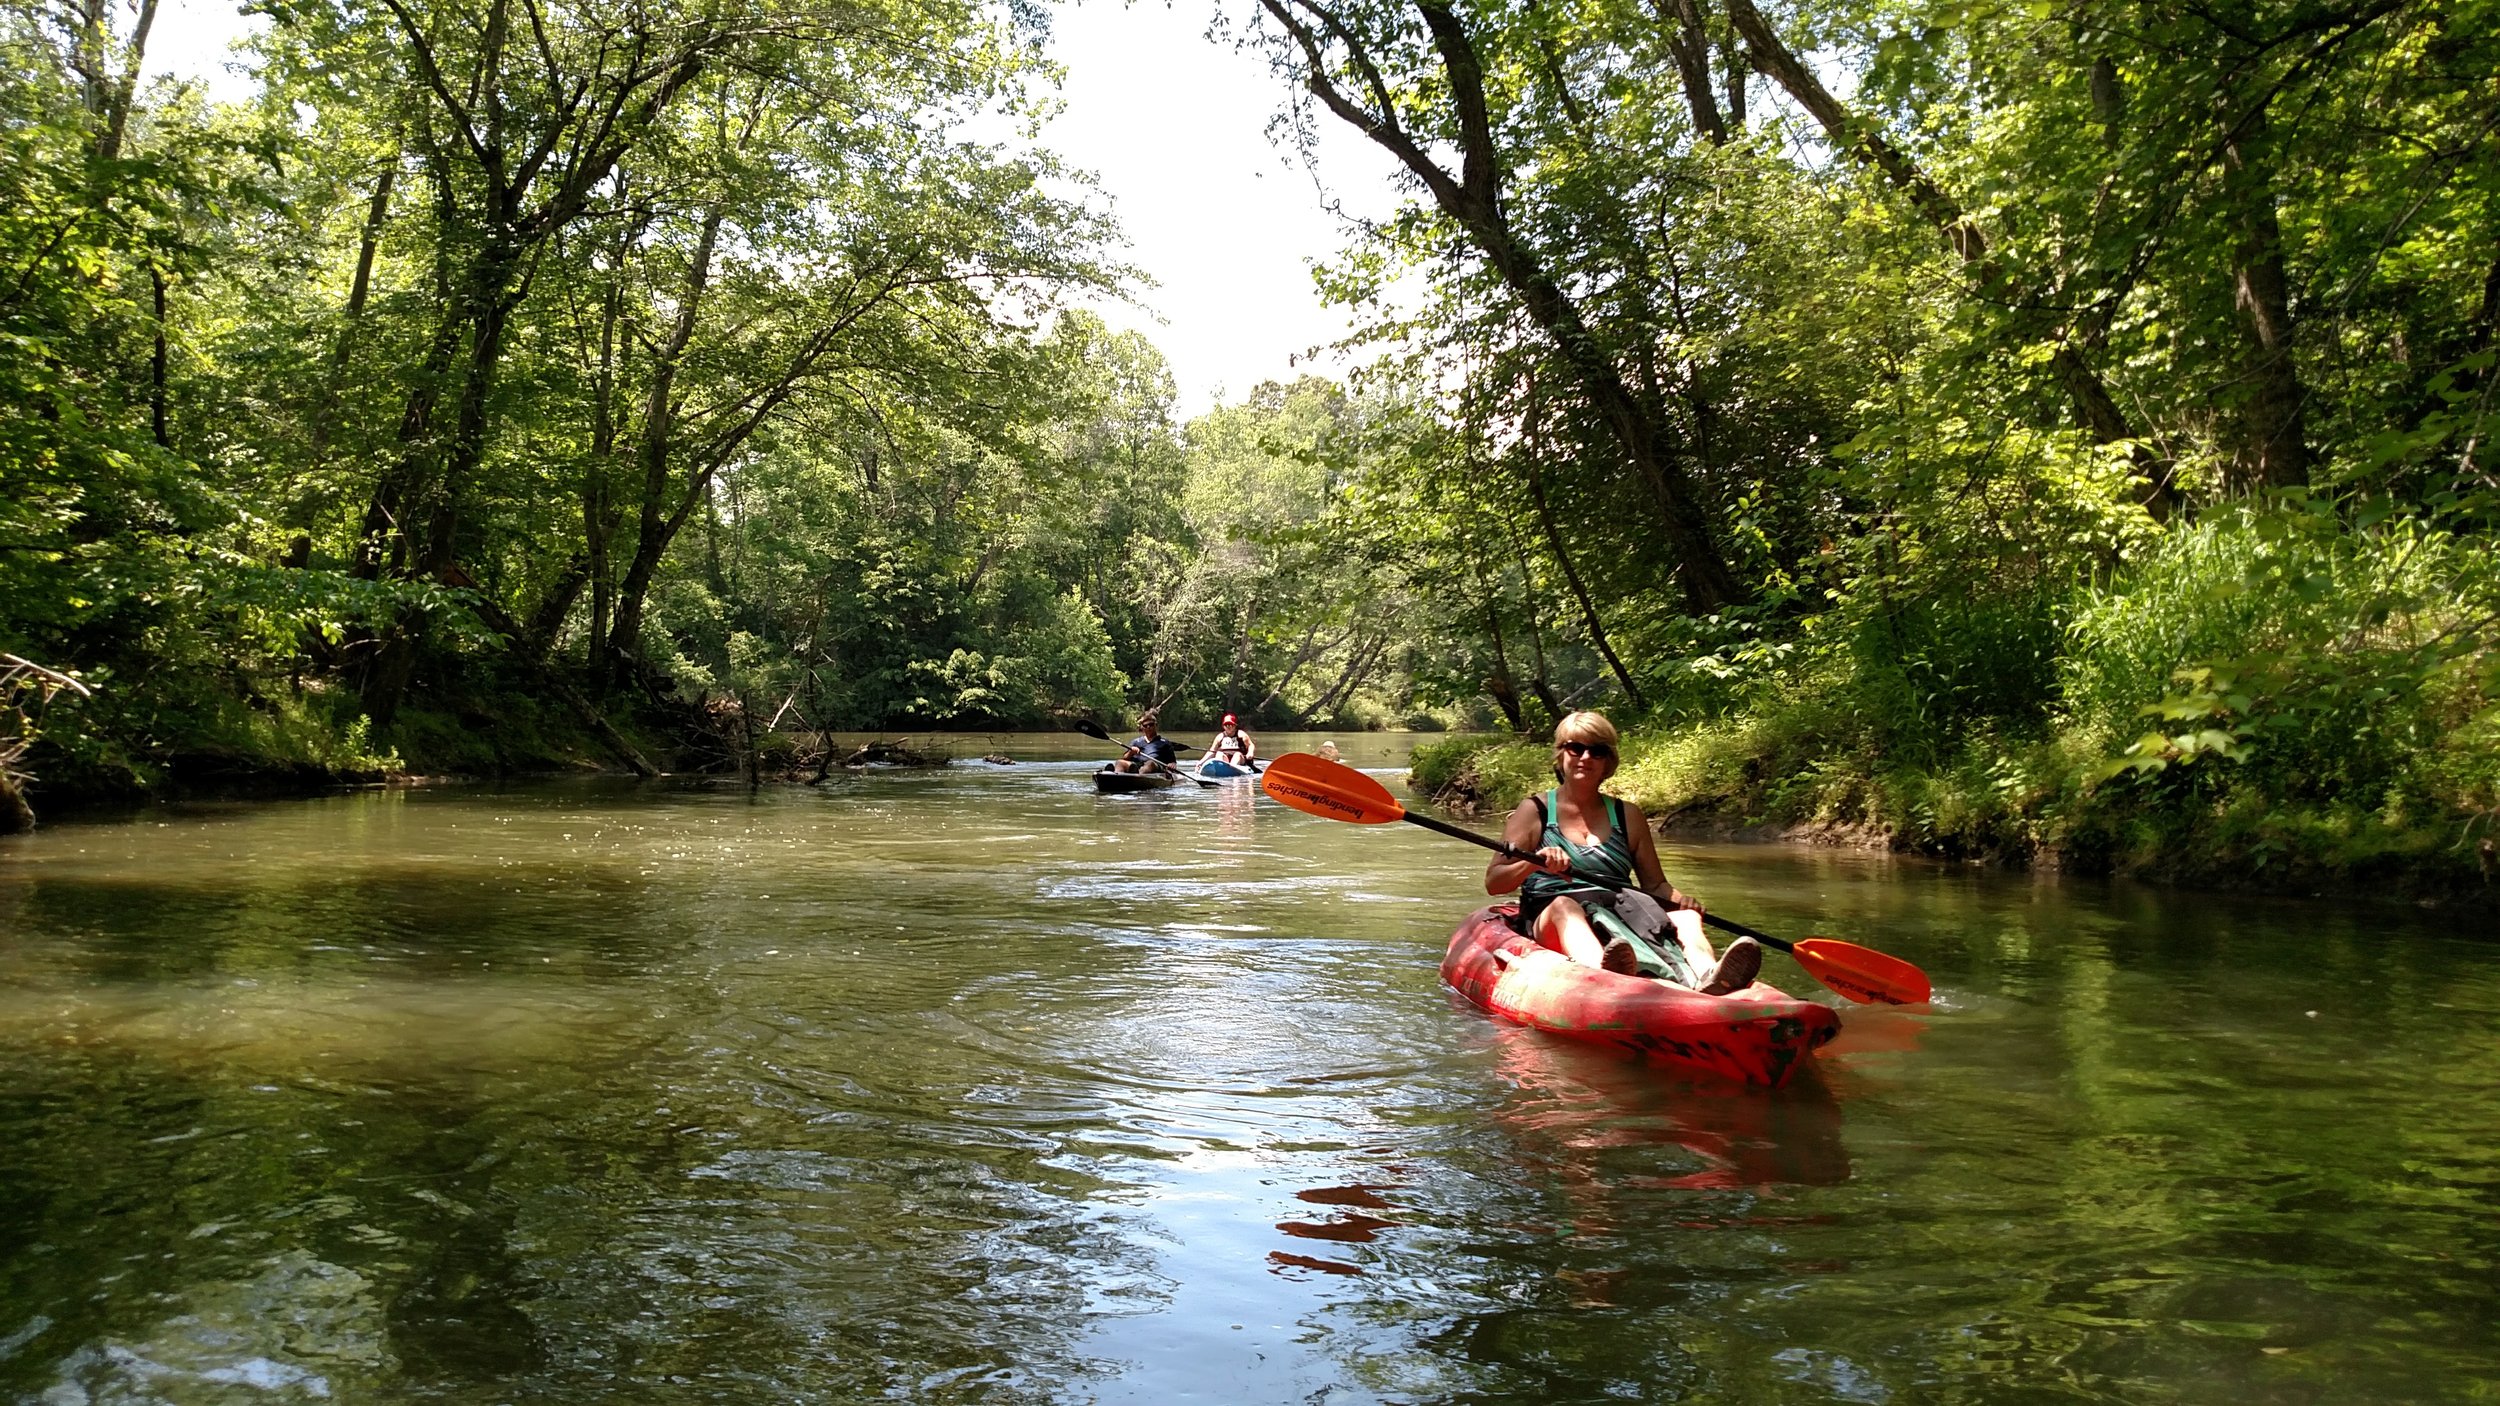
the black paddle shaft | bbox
[1396,808,1797,955]
[1069,720,1215,787]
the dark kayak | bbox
[1093,767,1175,794]
[1441,905,1840,1088]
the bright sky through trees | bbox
[140,0,1400,413]
[1043,2,1403,410]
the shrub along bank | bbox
[1412,504,2500,900]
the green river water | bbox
[1,732,2494,1403]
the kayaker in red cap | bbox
[1482,710,1760,993]
[1200,713,1258,771]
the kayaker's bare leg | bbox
[1670,924,1719,983]
[1533,897,1613,970]
[1656,911,1760,994]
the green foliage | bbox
[2069,503,2497,812]
[1239,0,2500,891]
[4,0,2496,913]
[911,589,1128,725]
[1415,499,2498,890]
[1411,733,1549,810]
[1133,376,1416,726]
[0,0,1212,794]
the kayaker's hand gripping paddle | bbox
[1259,751,1932,1006]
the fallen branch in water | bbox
[2,654,95,834]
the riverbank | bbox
[1411,724,2500,905]
[15,683,649,826]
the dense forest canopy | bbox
[1237,0,2497,876]
[3,0,2495,877]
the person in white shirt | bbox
[1200,714,1258,770]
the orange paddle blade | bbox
[1793,937,1931,1005]
[1260,752,1405,824]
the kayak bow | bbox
[1093,768,1175,794]
[1442,906,1840,1088]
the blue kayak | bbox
[1199,758,1254,779]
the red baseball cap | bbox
[1222,713,1238,725]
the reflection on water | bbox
[1483,1031,1853,1199]
[2,737,2496,1402]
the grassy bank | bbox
[1413,506,2500,902]
[1410,724,2494,897]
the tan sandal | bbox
[1698,937,1761,995]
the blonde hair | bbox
[1550,710,1618,781]
[1551,710,1618,750]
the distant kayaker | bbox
[1112,713,1183,774]
[1201,714,1257,770]
[1482,711,1760,993]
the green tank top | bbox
[1520,788,1635,901]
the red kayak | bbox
[1441,906,1840,1088]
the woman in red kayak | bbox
[1483,711,1760,993]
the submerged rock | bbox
[37,1250,394,1404]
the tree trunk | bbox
[92,0,158,164]
[1254,618,1337,716]
[585,269,623,670]
[355,312,461,579]
[1496,512,1568,725]
[358,234,525,723]
[1293,631,1386,728]
[2089,53,2124,147]
[524,555,589,657]
[2221,112,2309,491]
[433,565,657,776]
[354,137,467,582]
[1524,385,1646,710]
[308,154,398,474]
[1451,201,1740,613]
[1224,595,1259,717]
[148,264,168,447]
[73,0,107,117]
[353,0,717,718]
[1649,0,1726,143]
[1478,600,1528,732]
[1517,588,1567,726]
[1262,0,1745,610]
[605,211,726,684]
[582,205,646,675]
[741,689,759,787]
[1720,27,1746,130]
[1466,537,1530,732]
[1721,0,2175,518]
[417,235,525,576]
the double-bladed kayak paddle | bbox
[1257,751,1931,1006]
[1071,719,1218,787]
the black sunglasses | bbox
[1558,741,1615,760]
